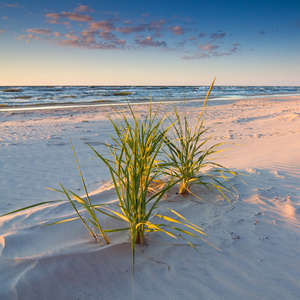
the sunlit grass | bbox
[160,78,240,201]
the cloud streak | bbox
[135,36,167,47]
[27,28,52,35]
[46,12,93,22]
[74,5,94,13]
[1,3,18,8]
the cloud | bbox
[46,12,93,22]
[27,28,51,35]
[229,43,241,53]
[177,39,186,47]
[0,29,5,34]
[148,20,165,36]
[46,13,61,19]
[210,31,226,41]
[183,41,241,60]
[1,3,18,8]
[27,34,40,40]
[169,25,184,35]
[2,16,8,19]
[116,24,146,34]
[59,39,81,47]
[65,33,80,41]
[199,43,219,52]
[26,28,62,39]
[90,21,115,31]
[99,31,116,40]
[260,29,266,35]
[53,31,61,37]
[74,5,94,13]
[62,12,93,22]
[135,36,167,47]
[46,19,70,27]
[182,53,209,59]
[18,34,41,42]
[56,29,126,50]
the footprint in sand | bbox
[250,133,264,138]
[45,135,66,146]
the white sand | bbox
[0,96,300,300]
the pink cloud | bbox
[80,30,97,46]
[46,13,61,19]
[116,24,146,34]
[27,28,51,35]
[169,25,184,35]
[74,5,94,13]
[27,34,40,40]
[46,19,59,24]
[2,3,18,8]
[135,36,167,47]
[2,16,8,20]
[46,19,71,27]
[53,31,61,37]
[90,21,115,31]
[59,39,81,47]
[46,12,93,22]
[0,29,5,34]
[98,32,125,47]
[18,34,41,42]
[65,33,80,41]
[199,43,219,51]
[62,12,93,22]
[81,30,96,37]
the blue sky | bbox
[1,0,300,85]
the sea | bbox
[0,86,300,109]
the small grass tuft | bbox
[160,78,240,201]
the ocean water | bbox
[0,85,300,107]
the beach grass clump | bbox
[88,103,172,248]
[87,102,215,270]
[161,78,239,200]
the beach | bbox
[0,95,300,299]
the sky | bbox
[0,0,300,86]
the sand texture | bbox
[1,96,300,300]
